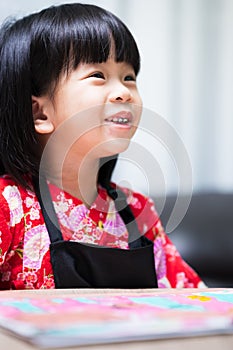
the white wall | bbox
[1,0,233,196]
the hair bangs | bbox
[69,20,112,69]
[31,4,140,96]
[65,7,141,75]
[106,15,141,75]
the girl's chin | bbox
[105,124,137,138]
[97,139,131,157]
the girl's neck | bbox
[45,156,100,208]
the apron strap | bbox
[113,189,146,249]
[33,176,63,242]
[33,176,147,248]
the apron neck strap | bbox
[112,189,145,249]
[33,176,63,242]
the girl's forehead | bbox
[108,40,116,59]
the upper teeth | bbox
[111,117,129,123]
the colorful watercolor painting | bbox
[0,289,233,348]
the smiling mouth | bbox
[104,112,133,125]
[109,117,130,124]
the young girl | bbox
[0,3,203,290]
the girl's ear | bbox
[32,96,55,134]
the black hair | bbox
[0,3,142,241]
[0,3,140,188]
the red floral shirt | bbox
[0,175,203,290]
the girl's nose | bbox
[108,84,133,103]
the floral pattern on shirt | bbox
[24,225,50,270]
[0,175,203,290]
[2,185,24,226]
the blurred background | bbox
[1,0,233,197]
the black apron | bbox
[33,177,158,289]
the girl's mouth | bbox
[104,111,133,125]
[109,117,129,124]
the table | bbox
[0,288,233,350]
[1,331,233,350]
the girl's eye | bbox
[124,75,136,82]
[89,72,105,79]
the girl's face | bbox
[33,58,142,159]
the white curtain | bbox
[115,0,233,196]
